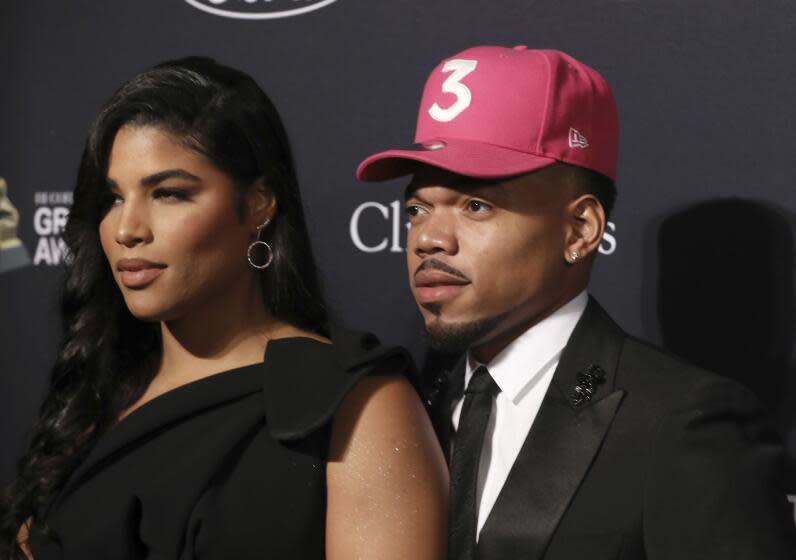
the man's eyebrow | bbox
[403,178,505,201]
[404,178,484,200]
[140,169,201,187]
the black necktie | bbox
[448,365,499,560]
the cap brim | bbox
[356,137,557,182]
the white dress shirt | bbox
[452,290,588,540]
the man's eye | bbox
[405,205,424,217]
[467,200,490,213]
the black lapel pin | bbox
[571,364,607,408]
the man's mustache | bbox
[414,258,470,282]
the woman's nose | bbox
[114,199,152,247]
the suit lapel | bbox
[476,298,627,560]
[429,354,465,464]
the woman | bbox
[0,57,447,559]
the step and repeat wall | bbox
[2,0,795,518]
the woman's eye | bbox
[103,191,123,208]
[153,188,190,202]
[467,200,491,213]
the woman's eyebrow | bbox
[104,169,202,191]
[140,169,201,187]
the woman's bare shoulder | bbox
[325,374,448,559]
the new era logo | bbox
[568,128,589,149]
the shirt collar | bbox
[464,290,588,404]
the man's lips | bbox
[117,258,167,289]
[414,269,469,288]
[413,269,470,304]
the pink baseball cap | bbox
[356,45,619,182]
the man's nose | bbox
[412,211,458,257]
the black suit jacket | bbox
[430,298,796,559]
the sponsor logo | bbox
[349,199,618,255]
[183,0,338,20]
[350,200,406,253]
[0,177,31,274]
[568,127,589,149]
[32,190,72,266]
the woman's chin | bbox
[123,300,179,323]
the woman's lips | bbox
[119,267,165,289]
[117,259,167,289]
[414,269,469,303]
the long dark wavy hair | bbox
[0,57,327,556]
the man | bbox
[357,46,795,559]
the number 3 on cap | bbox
[428,59,478,123]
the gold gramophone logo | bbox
[0,176,31,273]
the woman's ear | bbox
[564,194,606,263]
[245,177,277,232]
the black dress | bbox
[29,328,414,559]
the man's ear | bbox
[245,177,277,232]
[564,194,606,263]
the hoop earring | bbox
[247,220,273,270]
[247,241,273,270]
